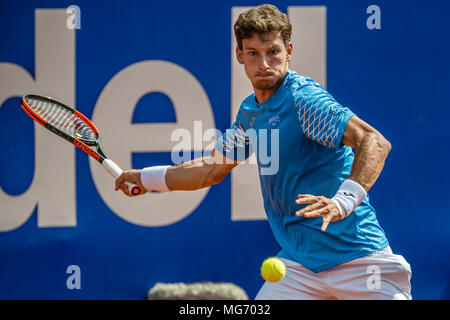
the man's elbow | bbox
[384,138,392,154]
[373,133,391,158]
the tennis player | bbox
[115,4,412,300]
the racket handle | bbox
[102,159,142,196]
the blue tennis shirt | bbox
[215,70,388,273]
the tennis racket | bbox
[20,94,142,196]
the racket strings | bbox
[27,97,97,142]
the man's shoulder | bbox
[284,70,322,92]
[237,93,258,116]
[242,93,256,105]
[284,70,333,106]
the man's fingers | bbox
[120,183,132,197]
[295,194,341,232]
[296,201,326,216]
[321,216,331,232]
[115,170,148,197]
[298,206,330,218]
[295,195,319,205]
[115,172,135,197]
[115,174,124,191]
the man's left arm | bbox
[340,115,391,191]
[296,115,391,231]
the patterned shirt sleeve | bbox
[291,78,355,149]
[214,114,254,162]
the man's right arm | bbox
[115,148,239,196]
[165,148,239,191]
[116,112,251,196]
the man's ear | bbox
[236,45,244,64]
[286,42,293,62]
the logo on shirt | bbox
[250,116,256,127]
[268,115,280,127]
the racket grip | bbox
[102,159,142,196]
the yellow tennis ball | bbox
[260,257,286,282]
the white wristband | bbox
[331,198,345,217]
[331,179,367,218]
[140,165,171,192]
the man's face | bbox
[236,32,293,91]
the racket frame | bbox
[20,94,141,196]
[21,94,106,164]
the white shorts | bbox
[255,246,412,300]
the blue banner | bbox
[1,0,449,299]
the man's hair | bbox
[234,4,292,50]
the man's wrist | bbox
[140,165,171,192]
[331,179,367,218]
[331,198,345,218]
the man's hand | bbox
[295,194,343,232]
[115,169,147,197]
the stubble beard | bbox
[253,74,284,91]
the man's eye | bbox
[269,49,279,55]
[248,52,256,56]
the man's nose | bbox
[258,54,270,70]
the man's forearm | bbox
[347,133,391,192]
[165,157,218,191]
